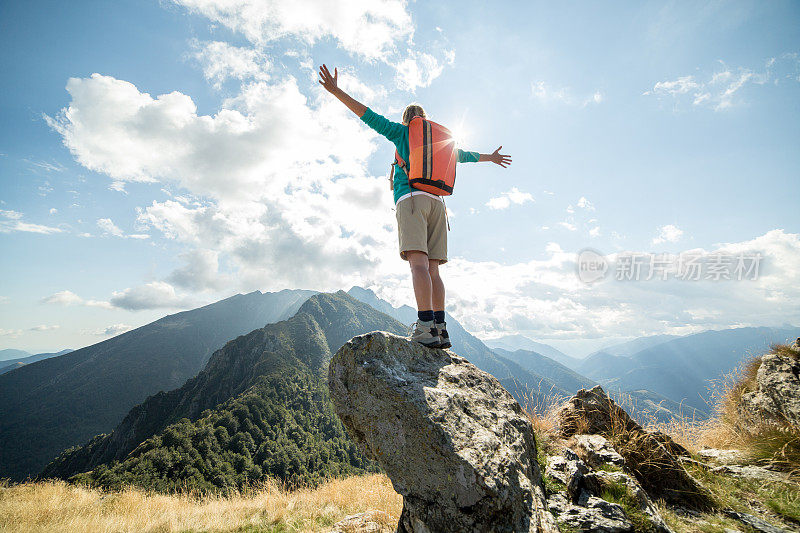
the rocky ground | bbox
[328,333,800,533]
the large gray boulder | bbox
[328,332,558,533]
[738,352,800,428]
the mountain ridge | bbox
[41,291,408,490]
[0,288,315,480]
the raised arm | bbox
[318,64,366,118]
[479,146,512,168]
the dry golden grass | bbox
[0,474,402,533]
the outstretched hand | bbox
[488,146,512,168]
[318,64,338,94]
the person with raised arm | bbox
[318,64,511,348]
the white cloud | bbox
[40,290,113,309]
[109,180,127,193]
[0,210,62,234]
[576,197,595,211]
[485,187,534,210]
[174,0,450,94]
[644,54,798,111]
[394,50,444,92]
[29,324,60,332]
[49,73,404,292]
[531,81,604,107]
[97,218,124,237]
[377,229,800,343]
[41,284,194,312]
[167,249,229,291]
[0,329,23,338]
[648,75,699,96]
[172,0,413,61]
[81,323,134,336]
[653,224,684,245]
[109,281,198,310]
[558,221,577,231]
[26,159,65,173]
[192,40,270,88]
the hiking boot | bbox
[435,321,451,349]
[408,319,441,348]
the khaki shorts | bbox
[396,194,448,264]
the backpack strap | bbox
[394,150,415,213]
[394,150,407,171]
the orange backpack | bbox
[394,116,457,196]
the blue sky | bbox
[1,0,799,356]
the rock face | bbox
[328,332,558,533]
[545,438,673,533]
[557,386,715,511]
[738,351,800,428]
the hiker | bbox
[318,64,511,349]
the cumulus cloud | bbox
[49,73,404,292]
[167,249,229,291]
[0,210,62,234]
[653,224,684,245]
[108,281,199,310]
[485,187,534,210]
[40,290,113,309]
[173,0,413,61]
[41,284,197,312]
[0,328,23,338]
[644,54,800,111]
[175,0,448,93]
[192,40,270,88]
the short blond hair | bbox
[402,104,426,125]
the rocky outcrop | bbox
[545,437,673,533]
[557,386,715,511]
[557,386,642,439]
[738,351,800,428]
[328,331,558,533]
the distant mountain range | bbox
[577,327,797,410]
[587,334,679,358]
[0,349,32,361]
[483,334,580,369]
[0,349,73,375]
[491,346,708,422]
[0,289,314,480]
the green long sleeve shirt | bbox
[360,107,480,204]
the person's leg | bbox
[407,251,433,313]
[428,259,444,313]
